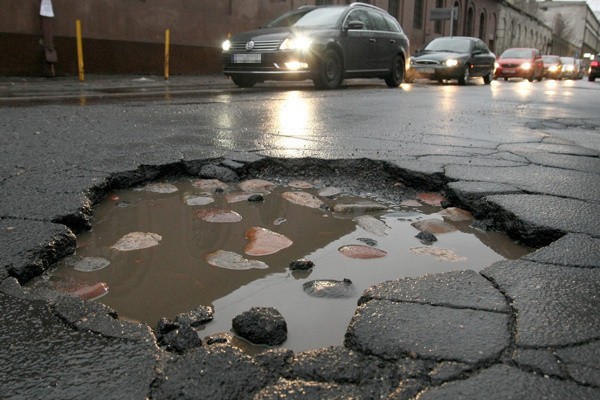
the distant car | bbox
[575,59,585,79]
[221,3,410,89]
[407,36,496,85]
[589,55,600,82]
[542,55,562,79]
[560,57,579,79]
[494,48,543,81]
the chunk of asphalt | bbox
[344,299,510,364]
[523,233,600,268]
[417,364,600,399]
[359,270,510,313]
[482,259,600,347]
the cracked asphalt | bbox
[0,75,599,399]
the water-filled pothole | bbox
[29,176,533,352]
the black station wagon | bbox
[221,3,410,89]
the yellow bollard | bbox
[164,29,170,80]
[76,19,84,81]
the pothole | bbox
[26,172,534,353]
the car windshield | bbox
[500,49,533,59]
[542,56,560,63]
[264,8,316,28]
[424,37,472,53]
[266,7,346,29]
[560,57,574,64]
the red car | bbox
[589,54,600,82]
[495,48,544,81]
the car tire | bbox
[313,49,343,90]
[589,76,596,82]
[385,55,405,88]
[458,65,470,85]
[232,75,257,88]
[483,70,493,84]
[503,77,509,81]
[528,74,534,82]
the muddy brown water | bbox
[30,178,533,353]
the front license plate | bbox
[233,53,261,64]
[504,68,515,74]
[417,67,434,74]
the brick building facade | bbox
[0,0,597,76]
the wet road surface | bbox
[0,75,599,399]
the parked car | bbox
[541,55,563,79]
[559,57,580,79]
[494,48,543,81]
[589,55,600,82]
[406,36,496,85]
[221,3,410,89]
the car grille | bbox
[414,60,440,65]
[501,63,520,68]
[229,40,282,52]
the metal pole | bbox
[76,19,84,81]
[164,29,170,80]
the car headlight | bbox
[494,62,500,69]
[566,65,574,72]
[222,40,231,52]
[445,59,459,67]
[520,62,532,70]
[549,65,558,72]
[279,36,312,51]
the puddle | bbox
[28,177,533,353]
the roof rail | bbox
[349,2,388,14]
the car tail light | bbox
[591,61,599,67]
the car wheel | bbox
[313,49,343,90]
[503,77,509,81]
[385,55,405,88]
[589,75,596,82]
[457,65,470,85]
[483,70,493,84]
[231,75,257,88]
[536,74,543,82]
[528,74,534,82]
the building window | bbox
[478,12,485,40]
[465,6,474,36]
[389,0,399,17]
[414,0,424,29]
[452,1,460,36]
[434,0,444,34]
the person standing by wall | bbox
[40,0,57,76]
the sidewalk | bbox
[0,74,231,101]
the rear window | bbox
[384,14,402,33]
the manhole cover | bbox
[28,177,533,352]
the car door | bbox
[366,9,393,72]
[342,9,377,72]
[471,40,495,76]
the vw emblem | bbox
[245,41,255,51]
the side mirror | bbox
[345,21,365,30]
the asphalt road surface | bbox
[1,75,599,399]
